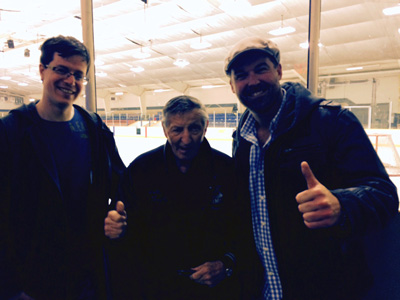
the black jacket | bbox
[0,102,125,300]
[118,139,242,300]
[233,82,399,300]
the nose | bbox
[181,129,192,144]
[248,72,260,85]
[63,73,76,85]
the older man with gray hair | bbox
[113,95,243,299]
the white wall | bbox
[325,76,399,110]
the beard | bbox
[238,81,282,114]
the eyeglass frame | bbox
[44,64,88,82]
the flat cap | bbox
[224,37,280,75]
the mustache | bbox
[243,82,269,96]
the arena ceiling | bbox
[0,0,400,98]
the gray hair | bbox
[162,95,208,127]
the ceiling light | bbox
[96,71,108,77]
[176,0,209,16]
[269,15,296,36]
[299,42,323,49]
[190,40,211,50]
[0,85,8,89]
[220,0,252,14]
[173,58,190,68]
[133,47,151,59]
[18,82,28,86]
[115,92,124,96]
[346,66,363,71]
[383,5,400,16]
[29,98,36,102]
[191,34,212,50]
[269,26,296,36]
[154,89,171,93]
[0,76,11,80]
[130,66,144,73]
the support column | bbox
[140,94,147,118]
[307,0,321,96]
[81,0,97,112]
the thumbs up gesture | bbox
[296,161,341,229]
[104,201,127,239]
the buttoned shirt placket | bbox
[240,92,286,300]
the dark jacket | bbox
[118,139,241,300]
[0,102,125,300]
[232,82,399,300]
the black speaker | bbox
[7,39,14,49]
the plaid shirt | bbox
[239,90,286,300]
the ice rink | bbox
[112,125,400,202]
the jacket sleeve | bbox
[319,107,399,235]
[0,119,23,299]
[96,115,126,209]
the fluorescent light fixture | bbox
[346,66,363,71]
[96,71,108,77]
[299,42,323,49]
[0,85,8,89]
[173,58,190,68]
[269,26,296,36]
[220,0,252,14]
[383,5,400,16]
[29,98,36,102]
[130,66,144,73]
[133,48,151,59]
[18,82,28,86]
[202,85,217,89]
[0,76,11,80]
[398,28,400,34]
[190,40,211,50]
[115,92,124,96]
[154,89,171,93]
[176,0,209,16]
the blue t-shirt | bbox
[40,108,91,233]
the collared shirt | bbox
[240,90,286,300]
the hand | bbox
[104,201,127,239]
[296,161,341,229]
[10,292,34,300]
[190,261,226,287]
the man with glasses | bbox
[0,35,125,300]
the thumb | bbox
[300,161,319,189]
[116,201,126,215]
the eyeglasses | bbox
[45,65,87,82]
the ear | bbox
[276,64,283,80]
[39,64,46,81]
[204,120,209,134]
[162,123,168,138]
[229,78,236,94]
